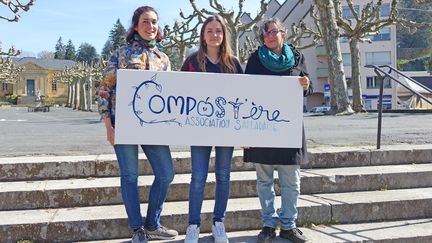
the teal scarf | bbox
[258,43,295,72]
[133,33,156,48]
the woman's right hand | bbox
[103,117,115,146]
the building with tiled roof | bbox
[1,57,76,104]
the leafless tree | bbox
[1,0,35,22]
[54,61,105,111]
[334,0,426,112]
[312,0,354,114]
[184,0,269,57]
[163,15,200,70]
[0,42,23,84]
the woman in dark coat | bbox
[244,17,312,243]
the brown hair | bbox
[197,15,238,73]
[126,6,164,44]
[259,17,287,43]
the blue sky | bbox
[0,0,264,56]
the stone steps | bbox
[79,218,432,243]
[1,145,432,181]
[1,163,432,210]
[1,188,432,242]
[1,145,432,242]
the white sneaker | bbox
[212,222,229,243]
[184,224,200,243]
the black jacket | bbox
[243,45,313,165]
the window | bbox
[340,36,349,43]
[2,83,7,91]
[342,53,352,66]
[342,5,360,19]
[364,100,372,110]
[51,80,57,92]
[378,99,392,110]
[368,27,391,41]
[366,76,392,89]
[380,4,390,17]
[346,77,352,89]
[366,52,391,65]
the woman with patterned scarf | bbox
[98,6,177,243]
[244,18,312,243]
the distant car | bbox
[309,106,330,113]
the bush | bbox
[44,97,56,106]
[5,94,17,105]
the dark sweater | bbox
[243,45,313,165]
[180,52,243,74]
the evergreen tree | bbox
[397,0,432,48]
[64,39,76,60]
[109,19,127,51]
[101,40,114,60]
[76,42,99,64]
[54,37,65,59]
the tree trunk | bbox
[180,45,187,69]
[230,30,239,58]
[69,81,75,108]
[74,78,79,110]
[314,0,353,114]
[66,82,72,107]
[81,79,87,111]
[88,77,93,111]
[349,39,364,112]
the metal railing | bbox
[365,65,432,149]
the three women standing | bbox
[181,15,243,243]
[98,6,178,243]
[99,6,310,243]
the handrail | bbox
[365,65,432,149]
[378,65,432,94]
[365,65,432,106]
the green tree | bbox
[101,40,113,60]
[64,39,76,60]
[109,19,127,51]
[397,0,432,48]
[76,43,99,64]
[54,37,65,59]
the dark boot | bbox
[257,226,276,243]
[280,228,309,243]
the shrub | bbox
[5,94,17,105]
[44,97,56,106]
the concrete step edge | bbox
[2,164,432,210]
[1,187,431,241]
[1,146,432,181]
[78,218,432,243]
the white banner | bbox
[115,69,303,148]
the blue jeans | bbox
[188,146,234,226]
[255,164,300,230]
[114,144,174,230]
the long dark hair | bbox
[197,15,237,73]
[125,6,164,44]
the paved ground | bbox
[0,106,431,157]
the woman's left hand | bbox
[299,76,310,90]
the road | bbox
[0,107,431,157]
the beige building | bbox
[1,57,75,104]
[240,0,397,110]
